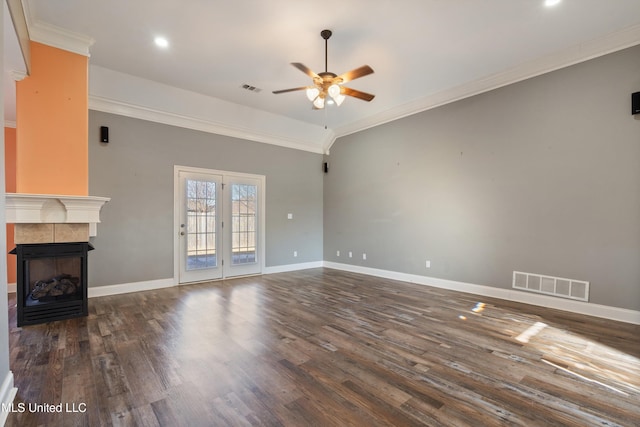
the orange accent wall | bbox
[5,127,17,284]
[16,41,88,196]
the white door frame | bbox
[173,165,266,284]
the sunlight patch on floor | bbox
[460,300,640,398]
[515,321,547,343]
[541,358,630,396]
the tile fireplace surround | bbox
[5,193,110,243]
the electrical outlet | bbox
[336,250,340,257]
[287,213,293,219]
[362,253,367,260]
[426,260,431,268]
[349,251,353,258]
[294,251,298,257]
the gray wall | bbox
[88,111,323,287]
[324,45,640,311]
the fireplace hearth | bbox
[11,242,92,326]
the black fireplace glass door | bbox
[14,242,90,326]
[25,256,82,306]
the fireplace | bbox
[5,193,109,326]
[5,193,110,326]
[11,242,92,326]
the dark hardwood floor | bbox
[5,268,640,426]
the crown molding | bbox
[27,21,95,56]
[23,0,94,56]
[9,70,27,81]
[327,24,640,153]
[6,0,31,74]
[89,95,328,155]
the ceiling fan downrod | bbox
[321,29,332,73]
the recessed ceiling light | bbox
[544,0,562,7]
[154,36,169,48]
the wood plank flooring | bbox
[5,268,640,426]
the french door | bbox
[176,167,264,284]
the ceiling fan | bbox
[273,29,375,109]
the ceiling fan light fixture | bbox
[328,84,341,98]
[333,94,346,106]
[306,87,320,101]
[313,95,325,109]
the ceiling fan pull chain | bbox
[324,105,328,129]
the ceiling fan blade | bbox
[337,65,374,83]
[291,63,319,79]
[342,87,375,102]
[272,86,308,94]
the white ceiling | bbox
[4,0,640,153]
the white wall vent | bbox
[241,83,262,93]
[513,271,589,302]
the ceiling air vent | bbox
[241,84,262,93]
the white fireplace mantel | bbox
[5,193,110,234]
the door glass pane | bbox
[231,183,257,265]
[186,179,217,270]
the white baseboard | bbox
[0,371,17,427]
[87,262,324,298]
[323,261,640,325]
[88,278,176,298]
[80,261,639,324]
[264,261,324,275]
[6,283,15,294]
